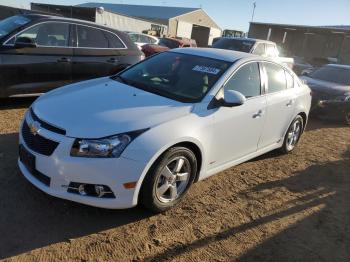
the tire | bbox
[345,112,350,126]
[280,115,304,154]
[140,147,197,213]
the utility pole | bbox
[251,2,256,22]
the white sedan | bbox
[18,48,311,212]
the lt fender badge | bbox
[29,121,41,136]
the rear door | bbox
[258,62,297,149]
[1,21,73,96]
[72,24,130,82]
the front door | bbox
[209,62,267,168]
[1,21,73,96]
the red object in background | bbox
[141,44,170,57]
[141,37,197,57]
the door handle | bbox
[253,110,263,119]
[286,100,294,107]
[107,57,118,63]
[57,57,71,63]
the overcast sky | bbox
[1,0,349,31]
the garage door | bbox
[177,21,193,38]
[209,27,222,45]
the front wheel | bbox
[345,112,350,125]
[140,147,197,213]
[280,115,304,154]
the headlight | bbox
[70,129,148,158]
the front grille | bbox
[22,120,59,156]
[30,108,66,135]
[31,169,51,187]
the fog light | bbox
[67,182,115,198]
[78,184,87,196]
[95,185,105,197]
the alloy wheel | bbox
[286,119,302,151]
[346,112,350,125]
[155,156,191,203]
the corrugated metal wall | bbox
[96,10,167,35]
[249,23,350,64]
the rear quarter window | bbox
[104,31,125,48]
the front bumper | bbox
[18,114,147,209]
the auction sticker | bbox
[192,65,221,75]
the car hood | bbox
[32,77,193,138]
[300,76,350,96]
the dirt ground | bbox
[0,97,349,262]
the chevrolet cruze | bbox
[18,48,311,212]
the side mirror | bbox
[222,90,246,107]
[14,37,37,48]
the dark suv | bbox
[0,14,143,97]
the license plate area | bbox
[19,144,35,173]
[19,145,51,187]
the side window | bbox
[15,22,70,47]
[128,33,138,43]
[77,25,108,48]
[103,31,125,48]
[265,63,287,93]
[148,36,157,44]
[224,62,261,98]
[266,44,278,57]
[139,35,150,43]
[285,70,294,89]
[252,43,265,56]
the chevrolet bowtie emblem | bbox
[29,121,41,136]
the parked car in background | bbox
[292,56,313,75]
[0,14,143,98]
[212,37,295,70]
[126,32,159,50]
[141,37,197,57]
[19,48,311,212]
[301,64,350,125]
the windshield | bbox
[115,52,231,103]
[212,38,254,53]
[0,15,31,40]
[310,66,350,85]
[158,38,180,49]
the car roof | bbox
[216,37,275,45]
[22,14,119,32]
[326,64,350,69]
[126,32,157,37]
[170,48,256,62]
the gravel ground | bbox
[0,97,349,262]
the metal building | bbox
[0,5,42,20]
[79,3,222,46]
[31,3,168,36]
[249,22,350,65]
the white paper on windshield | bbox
[192,65,221,75]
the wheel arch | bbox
[297,111,308,131]
[132,138,204,206]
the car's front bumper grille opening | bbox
[67,182,116,198]
[22,120,59,156]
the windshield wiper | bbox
[111,75,129,85]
